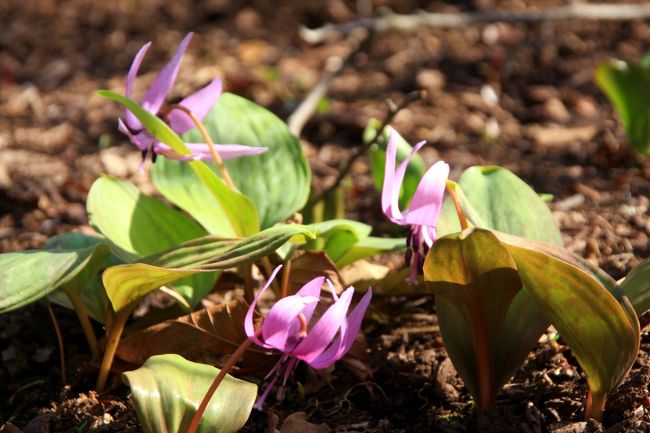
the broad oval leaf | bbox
[152,158,237,236]
[596,59,650,154]
[87,176,207,259]
[506,242,640,409]
[437,166,563,246]
[620,258,650,315]
[104,224,317,312]
[123,354,257,433]
[423,228,547,411]
[0,240,109,313]
[45,233,116,323]
[87,175,217,307]
[181,92,311,228]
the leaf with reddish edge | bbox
[423,228,539,413]
[123,354,256,433]
[505,242,640,420]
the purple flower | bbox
[382,131,450,284]
[118,32,267,162]
[244,266,372,409]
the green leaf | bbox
[103,224,317,312]
[506,242,640,412]
[151,159,236,236]
[182,93,311,228]
[307,219,372,262]
[97,90,259,237]
[0,240,109,313]
[123,354,256,433]
[437,166,563,246]
[367,122,426,209]
[45,233,116,322]
[596,59,650,154]
[87,175,217,306]
[619,258,650,316]
[335,236,406,268]
[423,228,546,411]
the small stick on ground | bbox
[307,89,425,207]
[301,3,650,44]
[288,29,371,137]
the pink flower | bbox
[244,266,372,408]
[381,131,449,283]
[118,32,267,162]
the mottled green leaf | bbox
[87,175,217,306]
[506,242,639,413]
[0,240,109,313]
[104,224,317,312]
[437,166,563,246]
[123,354,256,433]
[182,93,311,228]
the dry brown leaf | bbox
[116,298,275,373]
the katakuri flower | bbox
[244,266,372,409]
[382,131,450,284]
[118,32,267,162]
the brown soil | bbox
[1,0,649,432]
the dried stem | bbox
[308,89,424,207]
[301,3,650,44]
[186,332,259,433]
[280,258,292,299]
[64,287,99,360]
[164,104,236,190]
[288,30,371,137]
[242,264,255,305]
[46,302,68,385]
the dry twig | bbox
[301,3,650,44]
[288,30,371,137]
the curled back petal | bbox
[292,287,354,364]
[244,265,283,349]
[124,41,152,130]
[141,32,193,116]
[403,161,449,227]
[381,132,427,225]
[295,276,324,323]
[167,76,223,134]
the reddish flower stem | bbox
[186,329,261,433]
[163,104,236,190]
[446,183,469,230]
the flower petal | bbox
[404,160,449,227]
[140,32,193,115]
[381,131,426,225]
[124,41,151,130]
[295,276,325,323]
[308,287,372,369]
[261,293,319,352]
[167,76,223,134]
[245,265,283,349]
[292,287,354,364]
